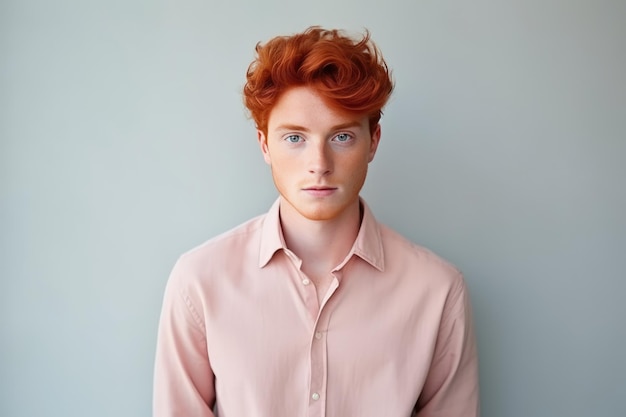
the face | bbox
[258,86,381,223]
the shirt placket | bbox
[306,275,339,417]
[286,250,341,417]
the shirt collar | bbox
[350,199,385,271]
[258,198,286,268]
[258,198,385,272]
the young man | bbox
[153,27,480,417]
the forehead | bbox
[267,86,368,131]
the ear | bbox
[257,130,271,165]
[368,124,382,162]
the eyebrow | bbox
[275,121,364,132]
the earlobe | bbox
[368,124,382,162]
[257,130,271,165]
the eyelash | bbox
[285,135,302,143]
[283,133,353,143]
[334,133,352,142]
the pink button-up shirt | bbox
[153,199,480,417]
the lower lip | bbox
[304,188,337,197]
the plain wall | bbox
[1,0,625,416]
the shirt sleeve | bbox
[153,260,216,417]
[415,273,481,417]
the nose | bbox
[307,140,332,176]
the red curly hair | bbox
[243,27,394,135]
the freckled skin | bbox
[258,86,381,224]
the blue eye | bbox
[285,135,302,143]
[334,133,351,142]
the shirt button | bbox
[311,392,320,401]
[302,278,311,285]
[315,332,322,339]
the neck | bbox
[279,198,362,271]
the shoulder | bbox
[378,223,463,288]
[169,214,265,285]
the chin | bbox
[295,203,352,222]
[300,211,338,222]
[278,191,361,223]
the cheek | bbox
[271,154,296,171]
[344,153,370,173]
[342,157,370,187]
[269,155,299,182]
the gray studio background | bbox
[1,0,625,416]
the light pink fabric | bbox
[153,199,480,417]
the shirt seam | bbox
[177,288,207,337]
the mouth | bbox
[304,186,337,191]
[302,186,338,197]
